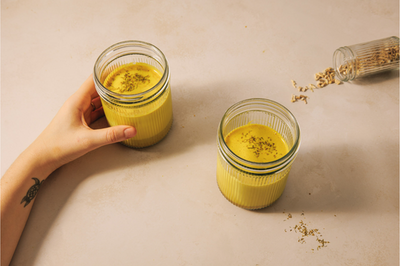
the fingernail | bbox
[124,127,136,138]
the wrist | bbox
[21,140,60,179]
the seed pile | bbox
[291,67,342,104]
[243,136,278,158]
[290,94,309,104]
[338,64,352,77]
[283,211,330,252]
[376,45,400,65]
[120,71,150,93]
[339,44,400,77]
[314,67,341,87]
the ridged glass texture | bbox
[93,41,172,148]
[333,36,399,82]
[216,99,300,210]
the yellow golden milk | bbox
[225,124,289,163]
[101,62,172,148]
[103,63,163,94]
[217,123,291,209]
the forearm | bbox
[1,75,136,265]
[1,144,54,266]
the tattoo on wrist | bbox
[21,178,44,207]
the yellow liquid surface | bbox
[102,63,173,148]
[225,124,289,163]
[217,123,291,209]
[104,62,162,94]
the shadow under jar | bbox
[216,99,301,210]
[94,40,173,148]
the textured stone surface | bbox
[2,0,399,265]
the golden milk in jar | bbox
[94,41,172,148]
[216,99,301,209]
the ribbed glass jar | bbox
[94,41,173,148]
[333,36,399,82]
[216,99,301,210]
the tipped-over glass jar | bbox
[94,41,173,148]
[216,99,301,210]
[333,36,399,82]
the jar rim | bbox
[217,98,301,174]
[93,40,170,104]
[333,46,356,82]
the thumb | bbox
[89,126,136,148]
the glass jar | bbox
[216,99,301,210]
[333,36,399,82]
[94,41,173,148]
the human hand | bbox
[2,75,136,266]
[27,74,136,175]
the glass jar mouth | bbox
[217,98,301,174]
[93,40,170,104]
[333,46,356,82]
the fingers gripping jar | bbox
[216,99,301,210]
[94,41,173,148]
[333,36,399,82]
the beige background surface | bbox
[2,0,399,265]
